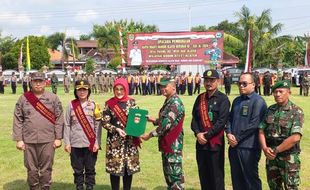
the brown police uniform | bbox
[12,72,64,190]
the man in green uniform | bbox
[142,77,185,190]
[259,80,304,190]
[51,73,58,94]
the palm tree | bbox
[234,5,283,68]
[91,19,158,68]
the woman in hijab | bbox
[102,78,141,190]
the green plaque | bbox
[125,108,149,137]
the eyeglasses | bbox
[238,81,253,87]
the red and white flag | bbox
[305,39,310,67]
[244,29,253,73]
[18,43,23,71]
[118,28,126,71]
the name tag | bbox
[242,105,249,116]
[208,111,213,122]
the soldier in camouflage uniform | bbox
[51,73,58,94]
[301,71,310,96]
[259,80,304,190]
[142,77,185,190]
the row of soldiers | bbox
[126,71,202,96]
[51,72,116,95]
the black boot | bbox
[76,185,84,190]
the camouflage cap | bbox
[272,80,291,92]
[75,80,90,90]
[202,69,219,79]
[31,72,45,80]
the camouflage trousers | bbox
[266,154,300,190]
[162,152,185,190]
[51,85,57,94]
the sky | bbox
[0,0,310,39]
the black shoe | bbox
[76,185,84,190]
[86,186,93,190]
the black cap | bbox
[202,69,219,79]
[75,80,90,90]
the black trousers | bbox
[70,147,98,187]
[196,149,224,190]
[188,83,193,96]
[134,83,141,95]
[110,169,133,190]
[141,83,147,95]
[194,84,200,94]
[150,83,156,94]
[23,82,28,93]
[157,84,161,95]
[176,85,180,94]
[181,84,186,95]
[0,81,4,94]
[263,85,270,96]
[228,147,262,190]
[11,82,16,94]
[224,84,231,95]
[128,83,134,95]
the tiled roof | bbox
[76,40,98,48]
[48,49,74,61]
[223,52,239,64]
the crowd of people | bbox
[10,69,304,190]
[2,68,310,98]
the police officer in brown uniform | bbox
[12,72,64,190]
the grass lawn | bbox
[0,84,310,190]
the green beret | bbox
[158,77,174,86]
[272,80,291,92]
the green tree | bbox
[46,32,65,51]
[84,58,95,74]
[234,5,283,67]
[2,52,16,69]
[0,33,15,69]
[46,32,78,70]
[209,20,242,38]
[79,34,91,40]
[108,55,121,70]
[92,19,158,55]
[7,36,50,70]
[191,25,207,32]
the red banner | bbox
[127,31,224,66]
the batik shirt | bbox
[102,99,140,176]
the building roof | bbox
[48,49,74,62]
[85,49,103,57]
[223,52,239,64]
[76,40,98,48]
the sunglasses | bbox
[238,82,253,87]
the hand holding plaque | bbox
[125,108,149,137]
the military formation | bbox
[8,69,305,190]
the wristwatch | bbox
[273,147,279,155]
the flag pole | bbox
[244,29,252,73]
[118,27,126,73]
[26,37,31,71]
